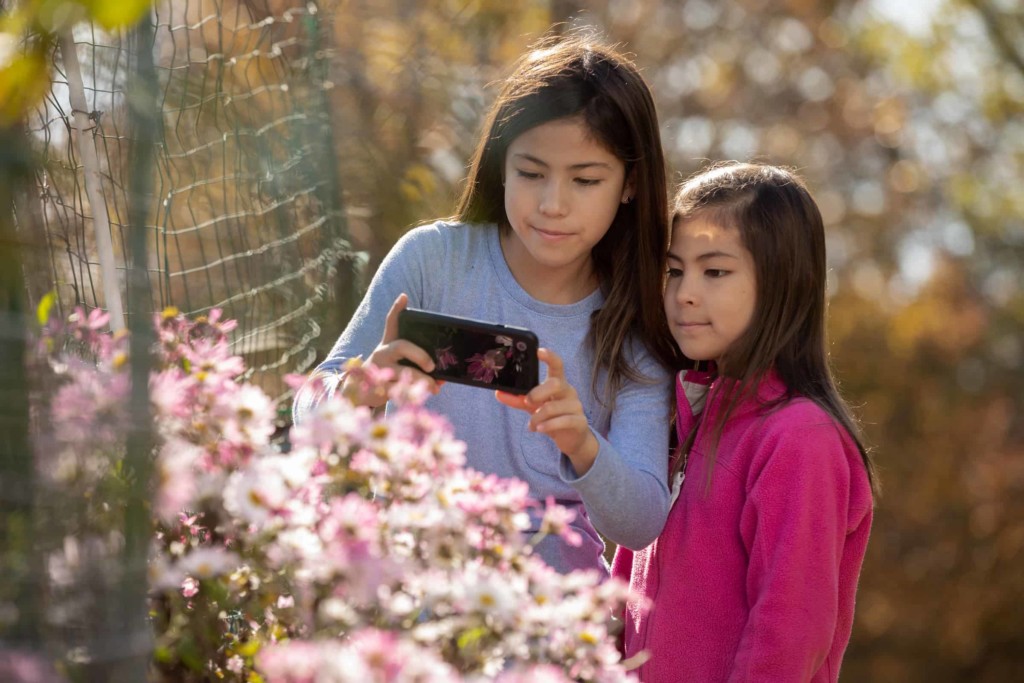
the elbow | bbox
[292,370,340,425]
[606,498,670,551]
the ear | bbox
[621,172,637,204]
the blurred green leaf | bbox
[36,290,57,327]
[83,0,151,30]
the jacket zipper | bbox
[637,406,709,680]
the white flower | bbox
[178,547,240,579]
[222,459,291,525]
[461,565,522,622]
[267,527,323,570]
[215,383,276,446]
[314,647,372,683]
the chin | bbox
[679,348,714,363]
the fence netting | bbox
[25,0,354,404]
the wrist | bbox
[565,431,599,476]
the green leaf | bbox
[36,290,57,326]
[85,0,152,30]
[456,625,488,650]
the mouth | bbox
[532,226,572,241]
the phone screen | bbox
[397,309,539,394]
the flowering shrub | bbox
[34,307,642,682]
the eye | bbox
[574,177,602,186]
[705,269,729,278]
[515,169,542,180]
[666,267,683,278]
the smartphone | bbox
[397,308,540,394]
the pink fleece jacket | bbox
[612,369,873,683]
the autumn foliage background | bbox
[2,0,1023,681]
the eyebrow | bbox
[511,152,614,171]
[667,250,739,263]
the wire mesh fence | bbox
[24,0,355,404]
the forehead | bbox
[670,215,744,251]
[506,117,620,164]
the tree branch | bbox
[965,0,1024,78]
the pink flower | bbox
[67,305,111,348]
[387,368,432,406]
[213,383,276,447]
[51,365,130,446]
[182,338,245,384]
[435,345,457,370]
[153,438,201,523]
[150,369,196,423]
[0,649,65,683]
[188,308,238,344]
[181,576,199,598]
[539,497,583,547]
[226,655,244,674]
[466,348,507,383]
[255,641,320,683]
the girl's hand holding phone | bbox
[341,293,442,407]
[496,348,600,476]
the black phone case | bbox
[397,308,539,394]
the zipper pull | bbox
[669,469,685,507]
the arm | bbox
[496,346,672,549]
[728,417,854,682]
[560,352,675,550]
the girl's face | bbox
[664,215,757,363]
[502,117,631,286]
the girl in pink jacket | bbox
[612,162,877,682]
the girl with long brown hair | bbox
[613,162,876,681]
[295,32,676,575]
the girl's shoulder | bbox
[757,395,847,441]
[746,396,872,512]
[742,396,859,477]
[397,219,495,254]
[388,220,494,264]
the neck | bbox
[499,230,599,304]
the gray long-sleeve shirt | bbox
[294,221,672,574]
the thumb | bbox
[381,293,409,343]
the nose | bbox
[538,179,568,218]
[674,272,697,306]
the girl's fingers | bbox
[525,375,571,406]
[386,339,436,374]
[533,414,587,435]
[380,293,409,344]
[538,347,565,378]
[366,338,440,393]
[495,390,532,411]
[529,398,582,427]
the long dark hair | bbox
[455,31,677,401]
[669,162,876,493]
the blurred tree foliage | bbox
[321,0,1023,680]
[322,0,558,262]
